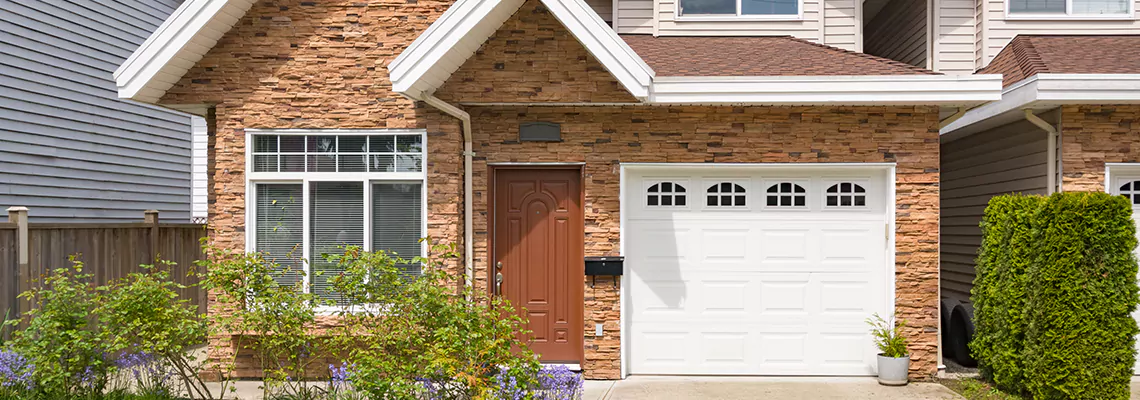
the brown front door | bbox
[492,167,584,363]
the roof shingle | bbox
[620,35,938,77]
[980,35,1140,87]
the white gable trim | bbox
[389,0,654,100]
[114,0,256,103]
[942,74,1140,137]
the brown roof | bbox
[620,35,938,76]
[980,35,1140,87]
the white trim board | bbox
[942,74,1140,139]
[115,0,257,103]
[649,75,1001,105]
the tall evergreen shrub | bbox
[1024,192,1139,400]
[970,194,1042,392]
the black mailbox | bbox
[585,256,623,287]
[585,256,624,276]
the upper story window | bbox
[249,130,426,307]
[679,0,799,17]
[1009,0,1130,16]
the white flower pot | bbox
[876,354,910,386]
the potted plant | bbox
[867,313,909,386]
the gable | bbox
[433,0,639,104]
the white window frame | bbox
[677,0,804,21]
[244,129,428,313]
[822,180,871,210]
[761,179,810,211]
[703,179,751,210]
[1006,0,1135,20]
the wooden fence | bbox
[1,207,208,338]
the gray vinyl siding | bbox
[864,0,926,68]
[939,116,1051,304]
[0,0,193,223]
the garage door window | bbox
[707,182,746,207]
[648,182,687,207]
[765,182,806,207]
[826,182,867,207]
[1119,181,1140,205]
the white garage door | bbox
[1110,173,1140,375]
[626,166,892,376]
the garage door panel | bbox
[627,167,890,376]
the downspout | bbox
[1024,109,1058,194]
[422,94,475,290]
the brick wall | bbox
[1061,105,1140,192]
[467,105,943,379]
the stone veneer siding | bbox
[158,0,466,379]
[159,0,942,381]
[1060,105,1140,192]
[467,105,943,379]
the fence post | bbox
[7,207,28,333]
[145,210,159,263]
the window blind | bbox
[372,183,424,275]
[255,184,304,288]
[1010,0,1066,12]
[1072,0,1128,13]
[310,182,364,304]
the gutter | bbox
[1024,110,1059,193]
[422,95,475,290]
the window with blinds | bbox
[309,182,365,304]
[1009,0,1129,14]
[248,130,427,308]
[373,183,423,275]
[255,184,304,288]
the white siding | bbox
[191,117,208,222]
[939,116,1051,303]
[616,0,655,33]
[935,0,979,75]
[979,0,1140,69]
[864,0,927,67]
[616,0,859,50]
[587,0,614,22]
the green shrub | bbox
[7,259,111,398]
[867,313,908,358]
[326,242,541,399]
[198,247,331,399]
[970,194,1042,392]
[1023,192,1139,400]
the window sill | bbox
[1002,14,1135,21]
[674,15,804,22]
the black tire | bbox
[940,299,956,361]
[950,307,977,367]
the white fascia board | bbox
[389,0,524,96]
[941,74,1140,135]
[538,0,654,97]
[114,0,248,103]
[389,0,654,100]
[648,75,1003,105]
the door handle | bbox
[495,272,504,296]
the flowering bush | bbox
[0,349,33,393]
[1,259,216,400]
[325,242,541,399]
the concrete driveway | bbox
[585,376,963,400]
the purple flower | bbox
[0,349,33,391]
[537,365,583,400]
